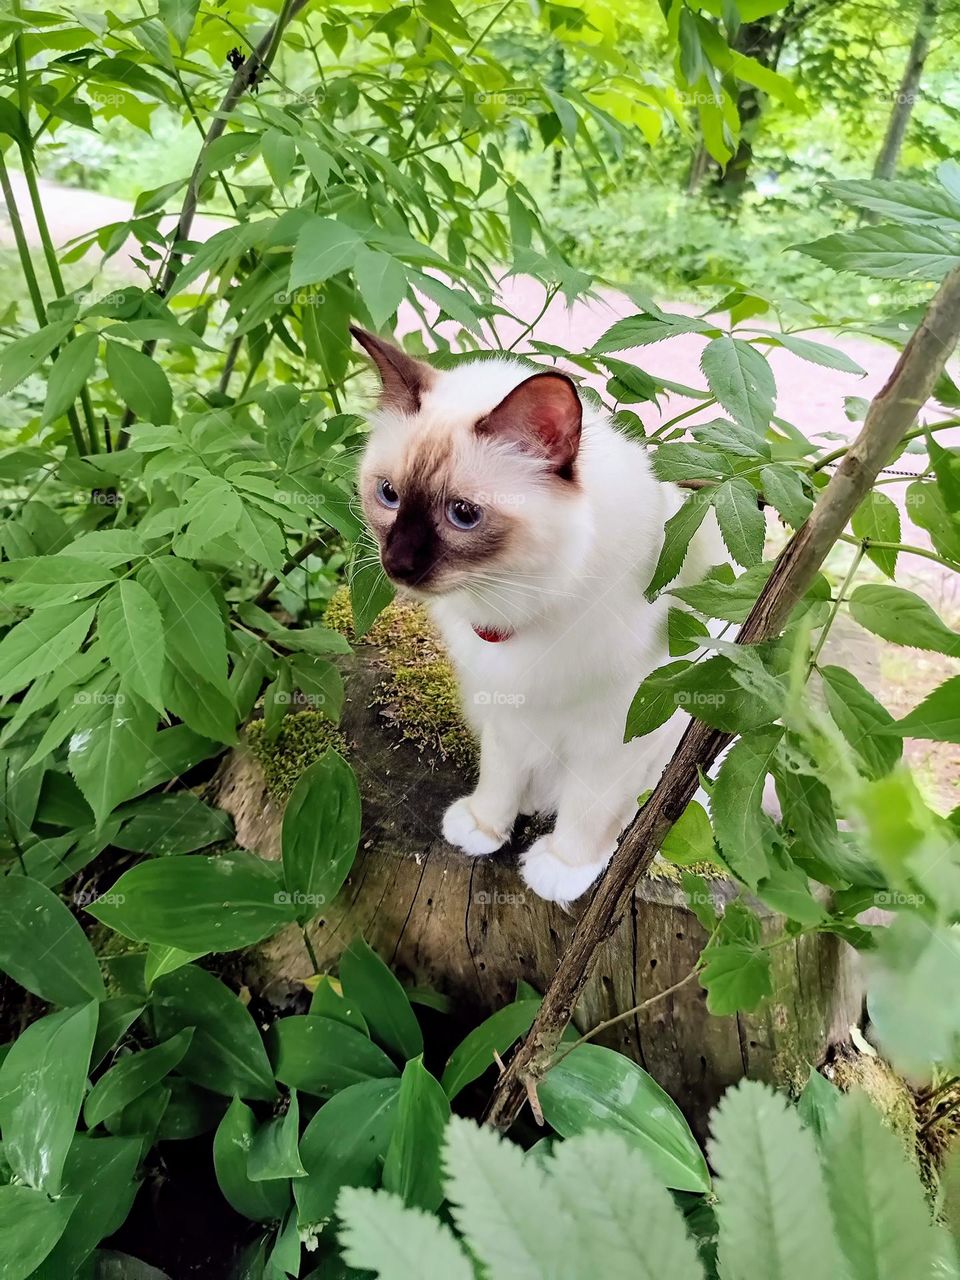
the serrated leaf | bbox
[646,494,710,597]
[883,676,960,742]
[711,727,782,886]
[289,216,362,289]
[795,224,960,280]
[700,336,776,432]
[819,665,901,779]
[712,477,766,567]
[355,248,407,330]
[851,491,900,578]
[698,902,772,1014]
[338,1186,474,1280]
[849,584,960,658]
[760,463,813,527]
[97,581,166,712]
[771,331,866,375]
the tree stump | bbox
[216,642,865,1140]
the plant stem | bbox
[554,969,700,1064]
[253,535,324,607]
[810,417,960,472]
[809,544,864,669]
[837,530,959,571]
[651,397,718,438]
[301,927,320,974]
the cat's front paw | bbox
[520,834,607,906]
[442,796,511,857]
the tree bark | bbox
[485,263,960,1131]
[872,0,939,180]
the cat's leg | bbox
[442,719,528,857]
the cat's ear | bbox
[350,326,433,414]
[476,372,582,474]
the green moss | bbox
[246,712,348,799]
[831,1049,920,1166]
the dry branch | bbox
[485,263,960,1130]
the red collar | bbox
[472,624,515,643]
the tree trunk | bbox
[872,0,938,180]
[216,646,865,1142]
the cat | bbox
[352,326,723,906]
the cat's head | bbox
[354,327,590,610]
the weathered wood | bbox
[216,646,864,1140]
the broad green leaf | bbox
[712,477,766,567]
[767,331,866,375]
[84,1029,193,1128]
[114,792,233,856]
[539,1044,710,1193]
[849,584,960,658]
[158,0,200,49]
[355,248,407,330]
[710,1080,845,1279]
[796,1067,841,1146]
[348,539,395,637]
[338,1186,474,1280]
[68,686,157,825]
[213,1097,291,1222]
[795,224,960,281]
[0,1002,98,1194]
[624,659,690,741]
[339,937,422,1061]
[144,944,206,988]
[907,479,960,564]
[820,665,901,779]
[710,726,783,886]
[138,557,230,694]
[667,607,710,656]
[152,965,277,1101]
[248,1089,308,1181]
[851,492,900,578]
[824,177,960,229]
[760,463,813,527]
[296,1078,400,1227]
[825,1091,937,1280]
[383,1057,450,1211]
[868,914,960,1072]
[87,850,294,953]
[0,555,116,608]
[698,901,772,1015]
[91,997,145,1069]
[661,799,716,866]
[261,127,296,188]
[289,216,363,289]
[271,1016,399,1098]
[0,320,73,396]
[308,974,368,1032]
[97,581,166,712]
[591,311,712,353]
[884,676,960,743]
[441,998,541,1100]
[646,494,709,598]
[281,751,362,923]
[35,1135,141,1277]
[0,875,105,1005]
[0,1185,77,1280]
[105,341,173,423]
[41,332,98,425]
[671,563,771,623]
[699,335,776,432]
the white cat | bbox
[353,327,722,906]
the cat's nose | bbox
[382,535,433,586]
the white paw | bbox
[442,797,510,857]
[520,835,608,906]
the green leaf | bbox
[0,1002,98,1194]
[0,1185,77,1280]
[308,974,368,1032]
[213,1097,291,1222]
[441,998,540,1100]
[699,335,776,432]
[296,1078,400,1228]
[796,1067,841,1146]
[355,248,408,330]
[907,479,960,564]
[667,607,710,656]
[795,224,960,281]
[97,581,166,712]
[0,875,105,1005]
[36,1135,141,1277]
[144,944,205,988]
[0,320,73,396]
[699,901,772,1015]
[884,676,960,743]
[710,726,782,886]
[0,601,96,699]
[591,310,712,353]
[348,539,394,638]
[383,1057,450,1211]
[84,1029,193,1128]
[86,850,294,952]
[825,1091,938,1280]
[105,342,173,424]
[338,1186,474,1280]
[824,177,960,229]
[712,477,766,567]
[158,0,199,49]
[115,792,233,856]
[139,557,230,694]
[289,216,363,289]
[671,562,770,623]
[248,1089,308,1181]
[868,914,960,1072]
[92,997,145,1069]
[646,494,710,598]
[339,937,423,1061]
[539,1044,711,1193]
[852,490,901,577]
[767,331,866,375]
[661,799,716,866]
[0,555,117,608]
[281,751,361,923]
[261,127,296,188]
[760,463,813,527]
[710,1080,845,1279]
[849,583,960,658]
[271,1015,399,1098]
[820,665,901,779]
[41,332,98,425]
[68,686,157,825]
[152,965,277,1101]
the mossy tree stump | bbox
[216,606,865,1139]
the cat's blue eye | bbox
[376,478,400,509]
[446,498,483,530]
